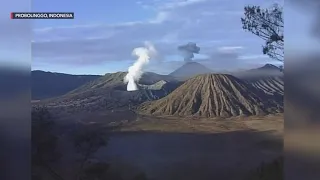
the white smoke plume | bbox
[124,41,157,91]
[178,42,200,62]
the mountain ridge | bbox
[31,70,101,100]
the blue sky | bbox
[32,0,154,28]
[31,0,290,75]
[2,0,318,75]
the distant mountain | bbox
[31,70,101,100]
[257,63,281,70]
[138,74,283,117]
[233,64,283,81]
[169,62,213,79]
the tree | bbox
[241,4,284,62]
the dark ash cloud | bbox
[177,42,200,62]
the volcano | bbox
[138,74,283,117]
[169,62,213,80]
[258,63,281,70]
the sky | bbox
[1,0,319,75]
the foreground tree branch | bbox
[241,3,284,62]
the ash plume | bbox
[178,42,200,62]
[124,42,157,91]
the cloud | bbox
[218,46,244,52]
[32,0,280,70]
[159,0,207,10]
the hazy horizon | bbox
[31,61,283,75]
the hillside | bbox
[31,70,100,100]
[68,72,127,94]
[250,76,284,95]
[35,72,182,117]
[138,74,283,117]
[36,85,181,117]
[231,64,284,95]
[70,71,177,94]
[169,62,213,79]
